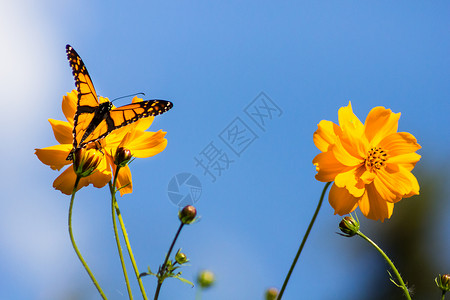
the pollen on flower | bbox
[314,163,320,172]
[364,147,388,171]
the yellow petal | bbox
[135,116,154,131]
[332,138,363,166]
[106,123,138,146]
[338,102,367,158]
[328,183,359,215]
[52,162,111,195]
[387,152,421,171]
[35,144,72,170]
[359,169,376,185]
[312,151,345,182]
[117,166,133,196]
[338,102,364,135]
[48,119,73,145]
[127,130,168,158]
[131,96,144,103]
[313,120,341,152]
[373,173,401,203]
[62,90,77,124]
[403,169,420,197]
[88,157,112,188]
[334,168,365,198]
[376,167,414,202]
[98,96,110,104]
[358,183,394,221]
[53,167,83,195]
[379,132,421,157]
[106,156,132,196]
[364,106,400,145]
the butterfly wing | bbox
[107,100,173,129]
[65,45,174,161]
[66,44,102,153]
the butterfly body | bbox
[65,45,173,160]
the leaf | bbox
[174,275,194,287]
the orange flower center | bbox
[365,147,388,171]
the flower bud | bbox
[175,249,189,264]
[73,148,102,177]
[114,147,133,167]
[197,270,215,289]
[339,215,360,237]
[264,287,279,300]
[436,274,450,292]
[178,205,197,224]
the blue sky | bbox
[1,1,449,299]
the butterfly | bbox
[65,44,173,160]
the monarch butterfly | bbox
[65,44,173,160]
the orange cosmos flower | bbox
[312,102,421,221]
[35,90,168,195]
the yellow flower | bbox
[312,102,421,221]
[104,117,168,196]
[35,90,168,195]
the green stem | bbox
[357,231,412,300]
[154,222,185,300]
[112,180,148,300]
[109,171,133,299]
[441,291,446,300]
[277,182,331,300]
[69,175,107,300]
[195,288,202,300]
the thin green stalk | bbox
[154,222,185,300]
[441,291,446,300]
[357,231,412,300]
[69,175,107,300]
[195,288,202,300]
[112,180,148,300]
[277,182,331,300]
[109,170,133,299]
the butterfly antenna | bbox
[111,92,146,103]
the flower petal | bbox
[106,155,132,196]
[49,119,73,145]
[88,157,112,188]
[328,183,359,216]
[403,169,420,197]
[334,168,365,198]
[379,132,421,157]
[332,138,363,166]
[381,165,415,196]
[375,166,419,202]
[53,167,83,195]
[35,144,72,170]
[364,106,400,145]
[312,151,346,182]
[127,130,168,158]
[135,116,154,131]
[387,152,421,171]
[52,162,111,195]
[62,90,77,124]
[313,120,341,152]
[117,166,133,196]
[358,183,394,221]
[105,123,138,148]
[338,102,367,158]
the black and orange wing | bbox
[107,100,173,130]
[66,45,103,157]
[65,45,173,161]
[80,100,173,151]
